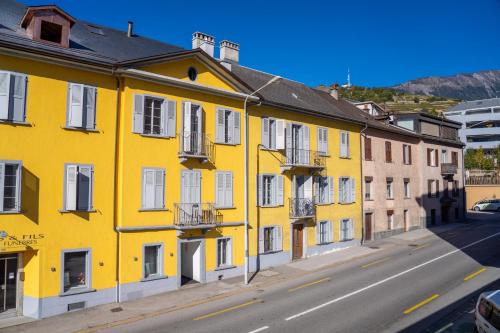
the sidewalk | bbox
[0,224,465,333]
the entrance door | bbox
[442,206,449,223]
[364,213,372,241]
[0,255,18,313]
[183,103,202,153]
[292,224,304,260]
[181,241,202,285]
[180,170,201,224]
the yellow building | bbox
[0,0,367,320]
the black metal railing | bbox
[281,148,326,168]
[179,132,214,161]
[441,163,458,175]
[174,203,220,226]
[289,198,315,218]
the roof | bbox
[446,98,500,112]
[20,5,76,28]
[392,111,463,127]
[0,0,185,66]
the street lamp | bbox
[244,76,281,285]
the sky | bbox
[23,0,500,88]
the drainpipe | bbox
[359,122,368,244]
[243,76,281,285]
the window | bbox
[143,244,162,279]
[62,250,89,293]
[364,137,372,160]
[216,108,240,144]
[40,20,63,44]
[340,131,350,158]
[216,237,232,267]
[187,67,198,81]
[338,177,355,204]
[258,174,284,206]
[385,141,392,162]
[314,176,334,204]
[317,221,332,244]
[427,179,439,198]
[132,94,176,137]
[215,171,233,208]
[404,179,411,198]
[0,71,27,122]
[441,150,448,163]
[261,117,285,149]
[452,180,459,197]
[387,211,394,230]
[317,127,328,155]
[141,168,165,210]
[404,210,409,228]
[64,164,93,211]
[364,177,373,200]
[260,226,282,253]
[67,83,97,130]
[386,178,394,199]
[340,218,354,241]
[451,151,458,166]
[443,180,449,197]
[427,148,439,167]
[0,161,22,212]
[403,144,412,165]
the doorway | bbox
[0,254,18,315]
[292,224,304,260]
[441,206,449,224]
[181,241,202,286]
[364,213,372,241]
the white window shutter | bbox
[303,126,310,164]
[65,165,78,211]
[349,219,354,239]
[133,94,144,133]
[77,165,92,210]
[154,169,165,208]
[275,226,282,251]
[225,172,233,207]
[316,222,321,244]
[350,178,356,203]
[0,72,9,120]
[216,172,224,207]
[324,128,328,154]
[285,122,292,151]
[166,100,176,137]
[345,132,350,157]
[215,108,224,143]
[143,169,155,209]
[11,74,27,122]
[258,228,264,253]
[313,176,319,204]
[183,102,192,151]
[233,111,240,144]
[338,178,343,203]
[304,176,313,200]
[328,176,334,204]
[276,119,285,149]
[83,86,96,129]
[340,132,346,157]
[160,99,167,137]
[257,174,263,206]
[276,175,284,206]
[68,83,83,127]
[328,221,333,242]
[261,118,269,148]
[0,163,4,212]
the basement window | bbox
[40,20,63,44]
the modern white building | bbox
[444,98,500,154]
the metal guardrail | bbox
[466,176,500,185]
[289,198,315,218]
[173,203,220,226]
[281,148,326,169]
[179,132,214,161]
[441,163,457,175]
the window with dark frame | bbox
[364,137,372,160]
[40,20,63,44]
[217,238,231,267]
[144,245,160,278]
[63,251,88,292]
[143,97,163,135]
[385,141,392,163]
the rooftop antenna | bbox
[342,67,352,88]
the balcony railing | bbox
[441,163,458,175]
[173,203,220,227]
[289,198,316,219]
[178,131,214,162]
[281,148,326,169]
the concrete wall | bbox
[465,185,500,209]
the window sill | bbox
[59,209,97,213]
[0,210,23,215]
[62,126,100,133]
[364,199,374,201]
[0,120,32,126]
[339,156,351,160]
[59,288,96,297]
[138,208,169,212]
[139,134,173,139]
[141,275,168,282]
[258,205,283,208]
[215,265,236,271]
[317,241,333,246]
[315,202,333,206]
[386,198,394,201]
[215,206,236,210]
[215,142,239,146]
[338,202,355,205]
[404,197,411,200]
[260,250,282,255]
[260,147,279,152]
[318,153,330,157]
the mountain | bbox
[392,70,500,101]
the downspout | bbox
[112,67,122,302]
[359,122,368,244]
[243,96,250,285]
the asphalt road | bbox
[102,212,500,333]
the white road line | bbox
[285,231,500,321]
[248,326,269,333]
[434,322,453,333]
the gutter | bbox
[359,122,368,245]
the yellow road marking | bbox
[288,277,331,292]
[361,257,391,268]
[413,243,429,251]
[403,294,440,314]
[464,268,486,281]
[193,299,261,321]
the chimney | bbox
[192,32,215,57]
[127,21,133,37]
[220,40,239,63]
[330,83,339,100]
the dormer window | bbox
[20,5,75,48]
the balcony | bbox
[281,148,326,172]
[173,203,220,228]
[178,132,214,163]
[441,163,458,176]
[289,198,316,219]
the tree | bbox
[464,149,477,169]
[494,145,500,168]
